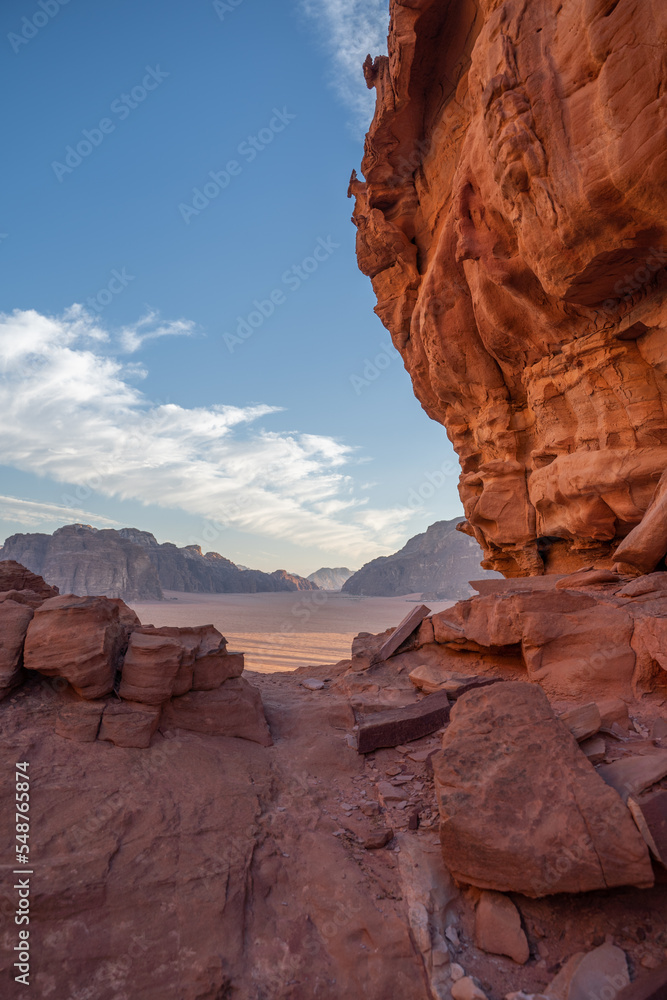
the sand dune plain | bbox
[129,590,454,673]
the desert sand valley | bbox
[129,590,455,672]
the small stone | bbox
[451,976,487,1000]
[432,945,450,967]
[408,748,437,762]
[376,780,409,802]
[446,926,460,947]
[363,828,393,850]
[640,953,662,969]
[450,964,465,981]
[340,802,355,811]
[385,765,402,776]
[361,802,380,816]
[300,678,325,690]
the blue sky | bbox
[0,0,462,575]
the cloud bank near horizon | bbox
[0,307,412,561]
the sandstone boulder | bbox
[118,629,185,704]
[191,625,243,690]
[0,559,58,598]
[0,588,51,608]
[544,942,629,1000]
[0,599,33,699]
[55,695,106,743]
[474,891,529,965]
[119,623,239,703]
[23,594,130,699]
[432,682,653,896]
[98,699,162,749]
[161,677,273,746]
[521,603,636,700]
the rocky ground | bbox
[1,560,667,999]
[1,660,665,999]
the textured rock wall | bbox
[1,523,318,599]
[351,0,667,576]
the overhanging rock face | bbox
[351,0,667,577]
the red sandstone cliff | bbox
[351,0,667,576]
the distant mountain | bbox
[0,524,318,601]
[307,567,354,590]
[341,518,501,599]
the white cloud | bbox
[0,496,120,531]
[301,0,389,133]
[117,310,196,353]
[0,307,412,560]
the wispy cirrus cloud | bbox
[0,496,121,531]
[0,307,412,560]
[118,310,196,353]
[301,0,389,134]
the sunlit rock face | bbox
[352,0,667,576]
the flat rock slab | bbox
[616,965,667,1000]
[432,682,653,896]
[356,691,450,753]
[558,702,601,741]
[628,791,667,866]
[300,678,325,691]
[597,751,667,801]
[376,605,431,662]
[161,677,273,746]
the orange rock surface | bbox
[351,0,667,576]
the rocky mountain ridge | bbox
[343,518,500,598]
[0,523,317,601]
[306,566,354,590]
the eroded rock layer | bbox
[351,0,667,576]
